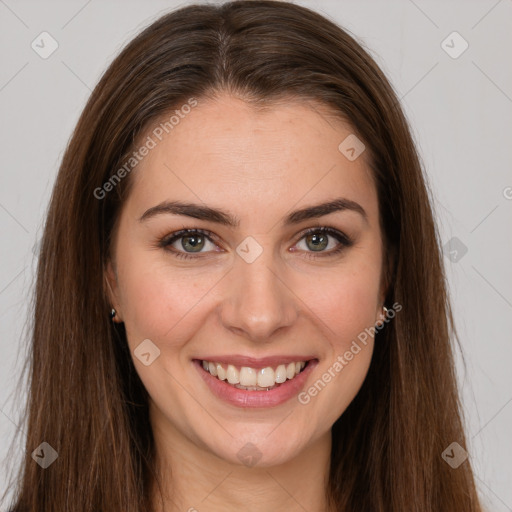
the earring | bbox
[375,305,388,328]
[110,308,116,320]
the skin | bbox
[106,93,387,511]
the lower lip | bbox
[193,359,319,408]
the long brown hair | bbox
[3,1,483,510]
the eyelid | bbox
[294,225,351,244]
[159,228,221,253]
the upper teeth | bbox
[202,360,306,388]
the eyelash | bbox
[158,227,353,261]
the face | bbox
[106,93,386,468]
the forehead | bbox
[124,94,378,223]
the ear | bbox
[104,259,123,322]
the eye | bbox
[159,226,352,261]
[159,228,220,260]
[292,227,353,258]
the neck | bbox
[149,408,333,512]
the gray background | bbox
[0,0,511,510]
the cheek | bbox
[324,275,380,344]
[297,257,382,345]
[116,245,223,347]
[295,295,377,425]
[292,259,381,413]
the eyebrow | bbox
[138,197,367,227]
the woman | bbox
[3,1,484,510]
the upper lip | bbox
[194,355,317,369]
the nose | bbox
[219,243,299,343]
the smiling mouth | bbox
[198,359,311,391]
